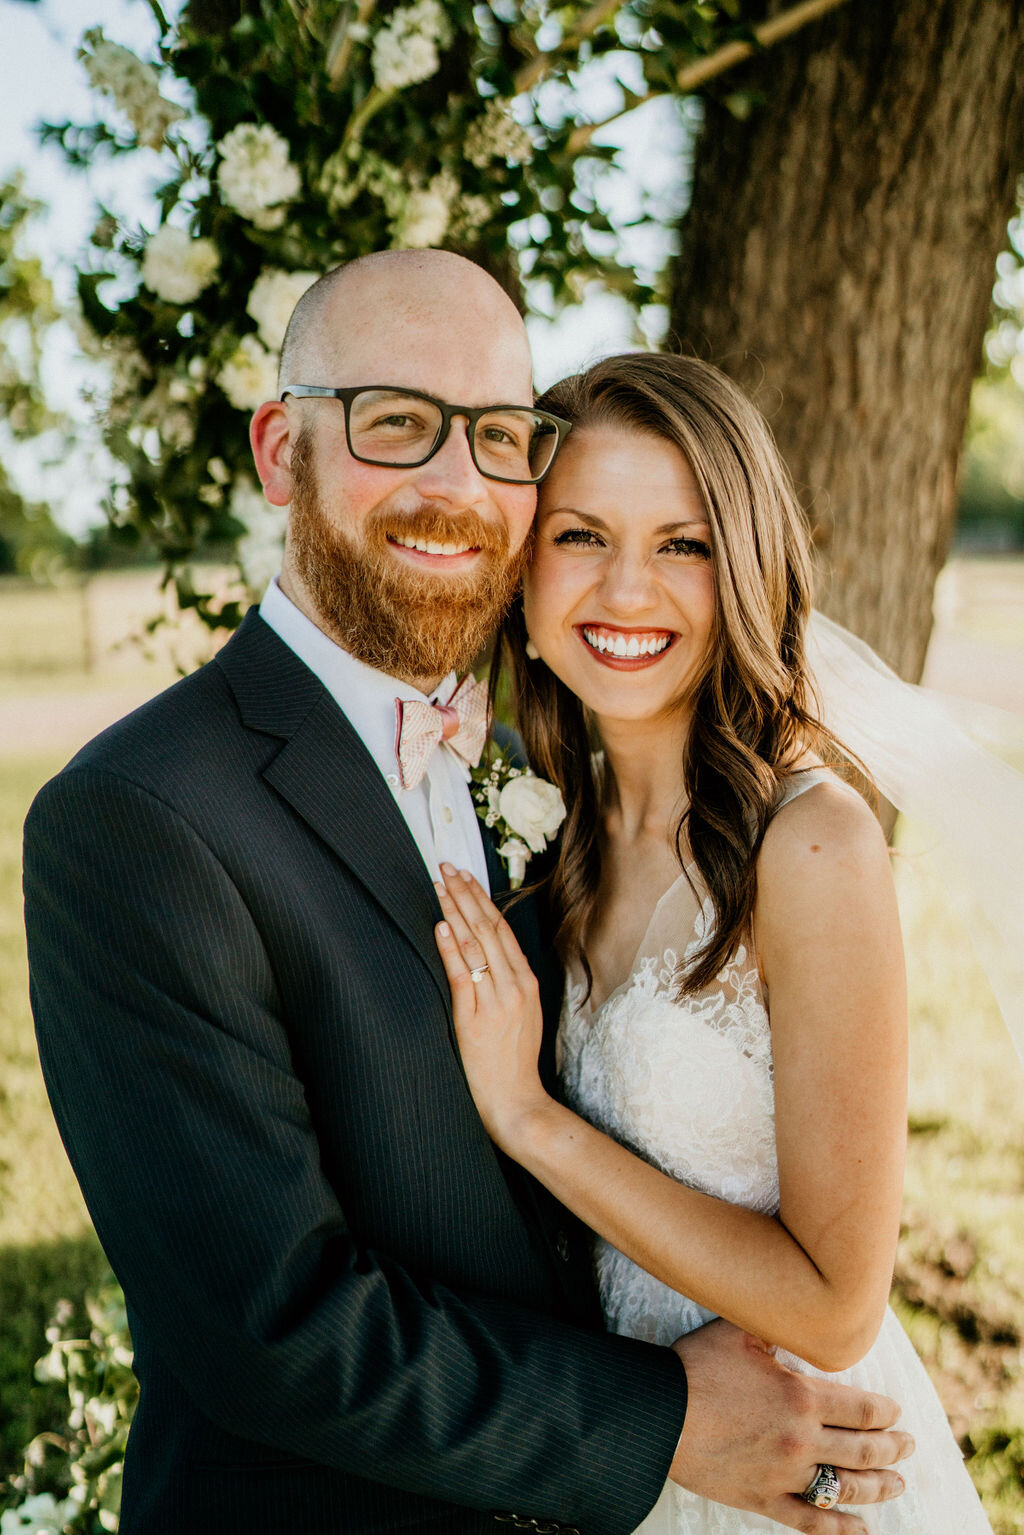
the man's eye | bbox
[375,414,418,429]
[553,528,603,547]
[663,537,711,559]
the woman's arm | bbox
[434,781,907,1373]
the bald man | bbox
[25,252,910,1535]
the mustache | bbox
[368,504,511,557]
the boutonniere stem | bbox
[470,750,567,888]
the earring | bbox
[525,638,541,661]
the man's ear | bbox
[250,400,296,507]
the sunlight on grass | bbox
[0,563,1021,1522]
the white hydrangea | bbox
[141,225,220,305]
[217,334,279,412]
[450,192,494,238]
[371,0,450,92]
[246,268,319,351]
[79,27,186,149]
[217,123,301,230]
[233,477,287,591]
[395,171,459,249]
[0,1492,76,1534]
[464,98,534,169]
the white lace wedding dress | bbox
[557,772,994,1534]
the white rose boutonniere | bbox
[471,752,567,888]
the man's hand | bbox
[669,1321,914,1534]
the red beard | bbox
[287,428,529,681]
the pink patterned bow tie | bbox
[395,674,489,791]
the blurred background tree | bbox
[668,0,1024,676]
[33,0,1020,682]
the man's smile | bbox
[386,532,483,570]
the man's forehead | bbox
[309,314,535,404]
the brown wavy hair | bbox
[492,352,861,997]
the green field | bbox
[1,568,1022,1525]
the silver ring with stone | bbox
[802,1464,842,1509]
[469,965,490,984]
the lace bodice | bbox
[557,849,780,1346]
[555,770,994,1533]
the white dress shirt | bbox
[259,579,491,892]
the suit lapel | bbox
[217,612,451,1013]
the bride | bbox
[432,352,996,1534]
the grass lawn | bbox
[0,567,1022,1526]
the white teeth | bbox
[582,627,672,659]
[393,535,471,556]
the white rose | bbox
[217,334,279,412]
[498,774,566,855]
[217,123,301,228]
[141,225,220,305]
[246,268,319,351]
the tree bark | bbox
[668,0,1024,678]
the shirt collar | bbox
[258,579,458,779]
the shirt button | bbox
[385,774,400,793]
[442,805,454,824]
[555,1230,570,1263]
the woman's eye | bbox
[553,527,603,547]
[662,537,711,559]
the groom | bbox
[24,250,910,1535]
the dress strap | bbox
[773,765,836,812]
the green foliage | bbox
[0,178,63,442]
[0,1239,111,1508]
[960,376,1024,549]
[56,0,761,627]
[2,1279,136,1533]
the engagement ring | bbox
[469,966,490,984]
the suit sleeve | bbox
[24,765,685,1535]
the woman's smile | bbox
[576,623,678,668]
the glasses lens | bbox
[473,409,560,483]
[348,389,443,464]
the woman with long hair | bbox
[433,353,995,1533]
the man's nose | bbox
[412,417,488,506]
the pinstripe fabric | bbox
[23,610,686,1535]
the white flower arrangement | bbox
[463,98,534,170]
[217,123,301,230]
[246,269,319,351]
[141,225,220,305]
[395,172,459,249]
[471,753,567,887]
[79,28,186,149]
[232,476,288,592]
[217,333,279,412]
[0,1492,76,1534]
[371,0,451,93]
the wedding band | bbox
[801,1464,842,1509]
[469,966,490,984]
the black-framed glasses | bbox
[280,384,571,484]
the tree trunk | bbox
[668,0,1024,678]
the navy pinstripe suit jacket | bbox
[24,610,684,1535]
